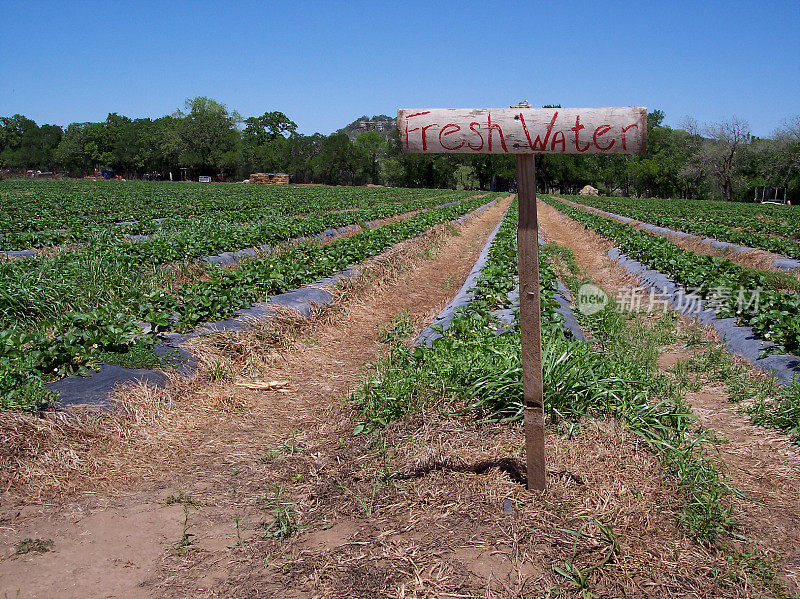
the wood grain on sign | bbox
[398,107,647,155]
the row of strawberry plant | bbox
[3,190,479,263]
[0,196,496,410]
[0,180,449,240]
[108,191,479,263]
[7,189,472,251]
[0,186,466,250]
[544,195,800,357]
[602,194,800,235]
[0,193,495,334]
[169,196,496,331]
[566,194,799,241]
[565,195,800,259]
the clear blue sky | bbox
[2,0,798,137]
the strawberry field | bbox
[544,196,800,356]
[565,194,800,258]
[3,185,800,596]
[0,180,498,410]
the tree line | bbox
[1,97,798,202]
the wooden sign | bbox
[398,107,647,155]
[399,105,647,491]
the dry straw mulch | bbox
[147,411,749,598]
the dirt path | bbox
[538,197,800,590]
[663,369,800,588]
[0,197,512,599]
[538,197,639,297]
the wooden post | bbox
[515,155,545,490]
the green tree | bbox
[0,115,62,170]
[54,123,92,174]
[688,117,752,201]
[239,111,298,179]
[765,116,800,201]
[354,131,386,183]
[284,133,323,183]
[243,111,297,144]
[82,113,133,172]
[312,133,368,185]
[175,97,240,177]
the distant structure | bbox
[340,115,396,141]
[755,186,789,205]
[579,185,599,196]
[355,119,391,134]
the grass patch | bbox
[720,546,798,598]
[258,429,306,462]
[95,338,164,370]
[445,222,461,237]
[377,311,416,345]
[165,491,200,507]
[740,265,800,294]
[259,485,299,539]
[173,503,195,556]
[553,517,620,596]
[0,367,53,411]
[747,380,800,442]
[15,538,53,555]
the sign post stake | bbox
[515,154,546,490]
